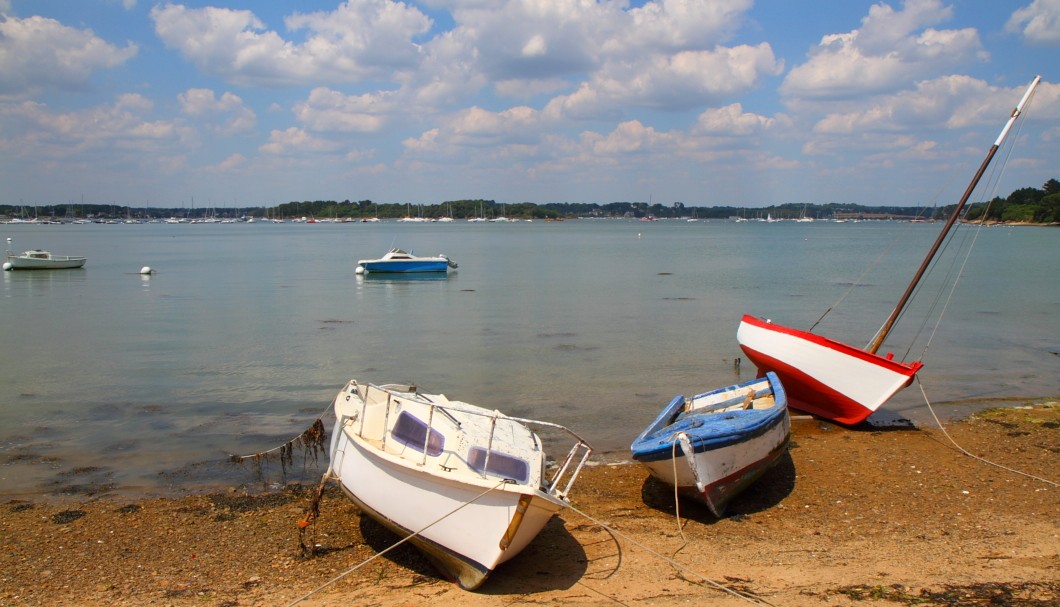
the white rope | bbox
[670,440,687,543]
[566,502,775,607]
[917,377,1057,487]
[282,478,509,607]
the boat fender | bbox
[2,262,11,271]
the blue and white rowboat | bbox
[630,372,790,517]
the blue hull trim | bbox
[361,260,449,273]
[630,372,788,462]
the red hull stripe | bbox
[740,315,923,375]
[738,315,922,425]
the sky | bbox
[1,0,1058,210]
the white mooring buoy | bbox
[139,266,154,275]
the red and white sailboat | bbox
[737,76,1042,425]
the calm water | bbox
[1,219,1057,499]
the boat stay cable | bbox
[899,79,1037,364]
[867,75,1041,355]
[808,231,906,334]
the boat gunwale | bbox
[334,381,592,498]
[629,372,789,462]
[739,314,923,375]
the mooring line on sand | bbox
[281,478,508,607]
[284,476,772,607]
[671,438,689,543]
[566,503,776,607]
[918,378,1057,487]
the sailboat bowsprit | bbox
[736,75,1042,425]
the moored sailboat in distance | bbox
[737,75,1042,426]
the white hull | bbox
[5,250,86,270]
[331,431,563,587]
[631,373,790,516]
[737,315,921,424]
[328,380,590,589]
[639,416,789,515]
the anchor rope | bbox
[670,439,688,543]
[286,468,772,607]
[916,377,1057,487]
[565,502,775,607]
[282,477,509,607]
[228,400,333,460]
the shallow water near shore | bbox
[1,219,1057,499]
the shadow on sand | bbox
[357,511,589,594]
[638,450,798,524]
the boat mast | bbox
[867,75,1041,355]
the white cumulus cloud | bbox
[1007,0,1060,46]
[0,15,138,98]
[150,1,430,87]
[781,0,986,100]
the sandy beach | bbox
[2,402,1057,607]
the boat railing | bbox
[358,383,592,498]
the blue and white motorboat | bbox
[630,372,790,517]
[355,248,457,274]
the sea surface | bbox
[1,219,1057,499]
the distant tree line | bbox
[2,179,1057,224]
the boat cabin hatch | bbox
[391,412,445,456]
[467,446,530,483]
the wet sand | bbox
[2,402,1057,607]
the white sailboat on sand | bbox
[325,380,591,590]
[737,75,1042,426]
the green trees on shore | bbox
[965,179,1060,224]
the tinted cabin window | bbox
[467,447,529,483]
[391,412,444,456]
